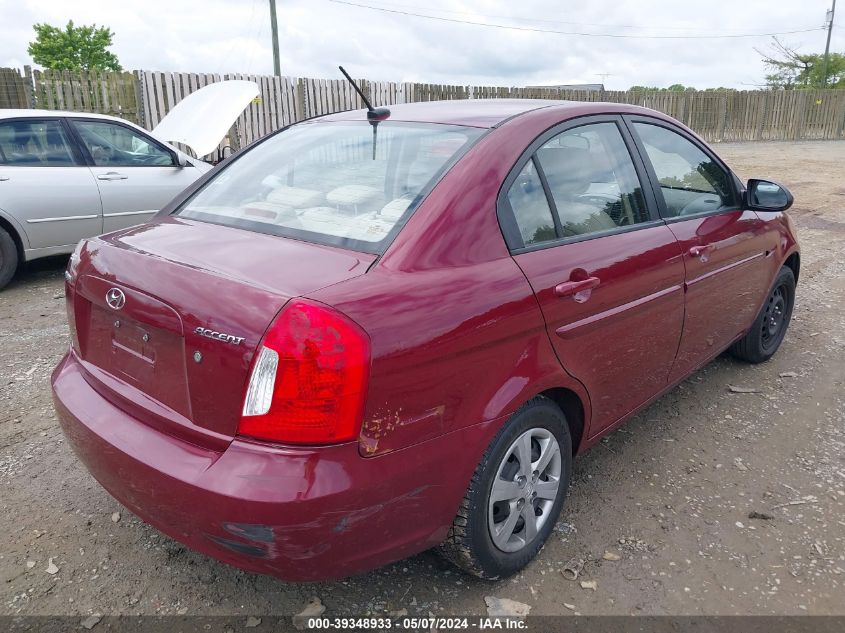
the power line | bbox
[327,0,825,40]
[342,0,800,33]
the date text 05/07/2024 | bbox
[306,616,527,630]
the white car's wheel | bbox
[0,227,18,290]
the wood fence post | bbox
[756,92,767,141]
[23,65,34,108]
[295,78,306,121]
[718,93,728,142]
[795,91,808,140]
[134,71,147,128]
[837,91,845,139]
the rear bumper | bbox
[52,352,489,581]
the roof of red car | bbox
[316,99,586,128]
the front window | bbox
[177,121,483,253]
[632,122,736,217]
[71,120,176,167]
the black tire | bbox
[439,396,572,579]
[0,227,18,291]
[730,266,795,364]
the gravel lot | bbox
[1,141,843,620]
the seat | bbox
[266,186,324,208]
[378,196,414,221]
[326,184,382,208]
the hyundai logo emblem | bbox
[106,287,126,310]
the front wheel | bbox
[439,396,572,579]
[730,266,795,364]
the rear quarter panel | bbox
[310,258,587,457]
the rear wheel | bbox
[0,227,18,290]
[439,396,572,579]
[730,266,795,363]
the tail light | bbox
[239,299,370,445]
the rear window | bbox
[177,121,483,254]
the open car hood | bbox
[151,80,259,157]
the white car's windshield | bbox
[177,121,484,253]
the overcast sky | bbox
[0,0,841,89]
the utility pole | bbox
[269,0,281,76]
[822,0,837,87]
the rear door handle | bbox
[0,175,9,181]
[554,276,600,298]
[97,172,128,181]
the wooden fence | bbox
[0,67,31,108]
[3,66,845,158]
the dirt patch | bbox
[1,141,843,618]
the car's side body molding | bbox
[555,284,683,339]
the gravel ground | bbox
[1,141,843,620]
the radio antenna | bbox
[338,66,391,160]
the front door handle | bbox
[689,243,716,258]
[97,172,128,181]
[0,175,9,181]
[555,276,600,299]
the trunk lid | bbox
[70,217,375,446]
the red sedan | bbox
[52,99,799,581]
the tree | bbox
[757,37,845,89]
[27,20,122,71]
[629,84,695,92]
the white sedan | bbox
[0,80,259,289]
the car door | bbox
[68,118,200,233]
[499,116,686,438]
[625,117,777,382]
[0,117,102,251]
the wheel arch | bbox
[784,251,800,283]
[0,212,26,263]
[539,387,586,456]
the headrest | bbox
[12,123,34,147]
[536,147,595,197]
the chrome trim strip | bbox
[556,284,683,339]
[26,214,99,224]
[102,210,158,218]
[685,252,764,288]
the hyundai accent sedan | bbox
[52,99,799,581]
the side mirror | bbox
[746,179,793,212]
[174,152,188,168]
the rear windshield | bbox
[177,121,484,254]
